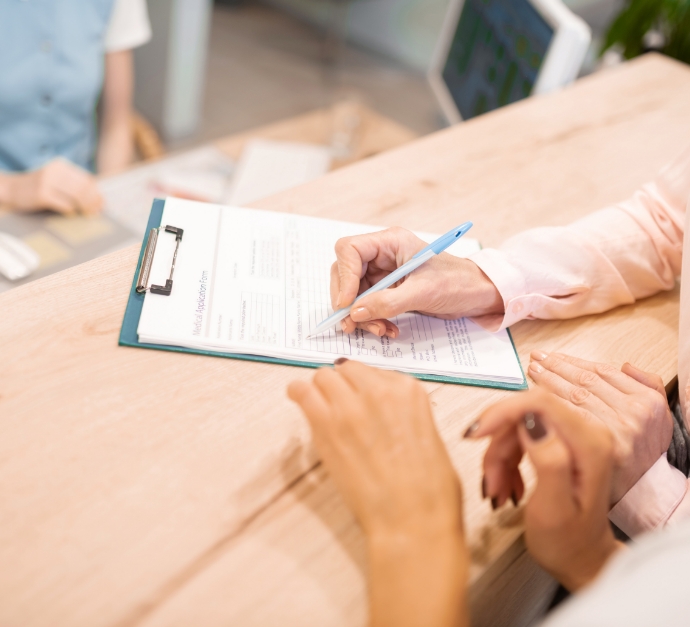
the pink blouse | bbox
[468,145,690,537]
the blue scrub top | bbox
[0,0,116,173]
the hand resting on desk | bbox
[0,157,103,215]
[288,361,623,627]
[469,390,624,593]
[330,227,503,338]
[288,359,469,627]
[480,351,673,507]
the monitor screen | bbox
[441,0,554,119]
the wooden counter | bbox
[1,54,689,627]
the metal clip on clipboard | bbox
[136,225,184,296]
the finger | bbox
[621,362,666,397]
[470,390,602,458]
[43,189,79,215]
[363,319,387,337]
[330,261,343,310]
[387,320,400,338]
[333,234,380,309]
[382,319,399,338]
[518,418,578,521]
[339,315,356,334]
[511,468,525,505]
[73,179,103,215]
[351,277,424,323]
[53,161,103,215]
[341,315,400,339]
[79,185,104,215]
[528,362,618,421]
[533,351,644,396]
[468,390,553,438]
[335,358,401,395]
[313,367,357,408]
[287,380,332,428]
[354,318,400,338]
[530,352,629,409]
[472,391,613,509]
[483,425,523,507]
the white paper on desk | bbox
[138,199,523,384]
[227,139,332,206]
[99,147,235,236]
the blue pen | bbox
[306,221,473,340]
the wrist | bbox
[368,530,470,627]
[560,538,625,592]
[457,258,504,317]
[369,525,469,591]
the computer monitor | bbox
[429,0,591,124]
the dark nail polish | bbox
[482,476,487,499]
[511,491,519,507]
[334,357,349,365]
[524,412,547,440]
[463,421,480,438]
[491,497,499,511]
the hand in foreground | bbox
[527,351,673,504]
[288,359,469,627]
[467,390,624,592]
[0,157,103,215]
[330,227,503,338]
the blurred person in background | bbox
[289,360,690,627]
[0,0,150,216]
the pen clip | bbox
[412,221,473,259]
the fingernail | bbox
[524,412,547,440]
[340,320,347,332]
[531,350,548,361]
[511,491,519,507]
[351,307,371,322]
[491,497,498,511]
[366,322,382,336]
[481,476,487,499]
[529,362,544,374]
[334,357,348,365]
[463,421,480,438]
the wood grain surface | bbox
[1,54,689,627]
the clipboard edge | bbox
[118,200,527,391]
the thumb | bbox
[621,362,666,397]
[351,280,422,322]
[518,413,577,524]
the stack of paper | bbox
[227,139,332,205]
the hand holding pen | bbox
[321,224,504,339]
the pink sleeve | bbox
[468,146,690,332]
[608,454,690,537]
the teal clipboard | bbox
[119,200,528,391]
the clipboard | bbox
[119,199,528,390]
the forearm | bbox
[368,532,469,627]
[97,118,133,175]
[469,146,690,332]
[98,50,135,175]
